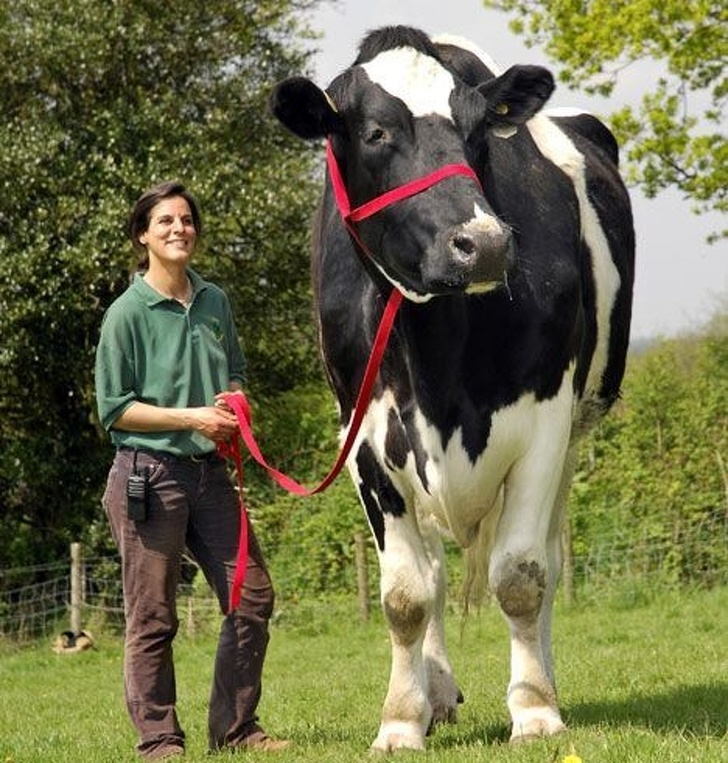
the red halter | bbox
[325,139,482,246]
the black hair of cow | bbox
[435,42,497,87]
[354,25,439,66]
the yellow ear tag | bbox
[324,91,339,113]
[495,102,510,115]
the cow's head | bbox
[269,26,554,301]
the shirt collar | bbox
[132,268,208,307]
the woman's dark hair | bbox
[128,180,202,272]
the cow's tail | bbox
[461,487,502,611]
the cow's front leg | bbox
[372,511,435,752]
[490,541,565,741]
[489,409,572,742]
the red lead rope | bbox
[219,139,483,614]
[217,288,402,613]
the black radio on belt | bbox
[126,450,149,522]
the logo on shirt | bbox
[200,316,225,344]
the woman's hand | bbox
[213,388,245,412]
[191,405,240,443]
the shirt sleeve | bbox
[222,292,247,386]
[94,301,139,431]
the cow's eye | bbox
[363,126,387,145]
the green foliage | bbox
[485,0,727,240]
[262,480,375,598]
[243,383,341,502]
[570,326,728,586]
[0,0,326,567]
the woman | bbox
[95,180,288,759]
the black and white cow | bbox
[270,25,634,751]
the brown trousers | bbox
[103,448,274,758]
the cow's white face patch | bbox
[362,49,456,120]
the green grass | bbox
[1,586,727,762]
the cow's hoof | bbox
[509,709,566,743]
[428,689,465,733]
[371,721,427,752]
[427,665,464,727]
[428,688,464,729]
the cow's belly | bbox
[358,370,576,548]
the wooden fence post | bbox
[70,542,83,634]
[354,533,370,622]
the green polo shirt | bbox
[94,269,246,456]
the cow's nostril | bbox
[451,233,476,258]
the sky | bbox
[304,0,727,341]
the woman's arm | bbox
[113,400,239,443]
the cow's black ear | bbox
[269,76,342,140]
[478,65,554,126]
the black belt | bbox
[118,446,221,464]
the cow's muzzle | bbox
[424,214,513,294]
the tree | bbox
[0,0,326,567]
[485,0,727,241]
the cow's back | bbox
[552,111,635,418]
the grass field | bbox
[1,585,726,762]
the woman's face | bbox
[139,196,197,266]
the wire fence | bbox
[0,552,215,645]
[0,567,73,641]
[1,516,726,645]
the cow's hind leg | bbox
[420,513,463,727]
[540,444,578,687]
